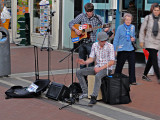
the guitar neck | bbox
[86,25,103,32]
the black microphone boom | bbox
[51,11,56,16]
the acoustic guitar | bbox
[71,23,110,43]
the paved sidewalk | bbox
[0,44,160,120]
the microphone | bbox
[50,11,56,16]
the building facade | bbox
[0,0,160,50]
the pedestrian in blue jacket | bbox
[113,13,137,85]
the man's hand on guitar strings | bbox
[104,27,110,32]
[75,29,82,36]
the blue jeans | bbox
[79,42,94,69]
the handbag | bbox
[132,42,137,50]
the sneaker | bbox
[88,96,97,106]
[79,93,88,100]
[142,75,152,82]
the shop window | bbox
[0,0,11,28]
[147,0,160,4]
[17,0,29,33]
[33,0,52,34]
[92,0,108,3]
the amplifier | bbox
[46,82,70,101]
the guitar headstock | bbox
[103,23,111,28]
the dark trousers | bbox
[79,42,94,69]
[144,48,160,79]
[114,51,136,83]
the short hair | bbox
[84,3,94,12]
[123,13,133,21]
[150,3,159,12]
[129,1,134,6]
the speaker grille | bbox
[46,82,70,101]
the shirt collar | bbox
[85,13,95,19]
[98,41,108,49]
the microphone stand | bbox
[59,42,88,110]
[41,12,55,80]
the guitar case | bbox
[5,46,50,99]
[5,79,50,99]
[101,73,131,105]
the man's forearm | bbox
[85,57,94,65]
[100,60,115,70]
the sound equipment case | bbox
[101,74,131,105]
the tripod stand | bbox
[59,42,88,110]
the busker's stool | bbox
[87,75,102,100]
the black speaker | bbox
[46,82,70,101]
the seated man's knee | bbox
[76,69,83,76]
[95,74,101,81]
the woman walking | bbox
[139,4,160,83]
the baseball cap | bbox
[97,32,109,41]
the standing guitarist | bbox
[69,3,109,69]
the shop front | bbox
[2,0,160,50]
[29,0,59,49]
[0,0,59,48]
[0,0,29,44]
[0,0,11,41]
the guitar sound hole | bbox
[82,29,85,33]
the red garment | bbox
[143,49,149,60]
[143,49,158,60]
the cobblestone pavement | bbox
[0,44,160,120]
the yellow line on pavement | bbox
[72,105,116,120]
[0,79,15,86]
[84,99,155,120]
[13,77,32,84]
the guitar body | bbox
[71,23,110,43]
[71,24,92,42]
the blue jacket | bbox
[113,24,135,52]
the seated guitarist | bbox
[69,3,109,69]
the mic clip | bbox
[50,11,56,16]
